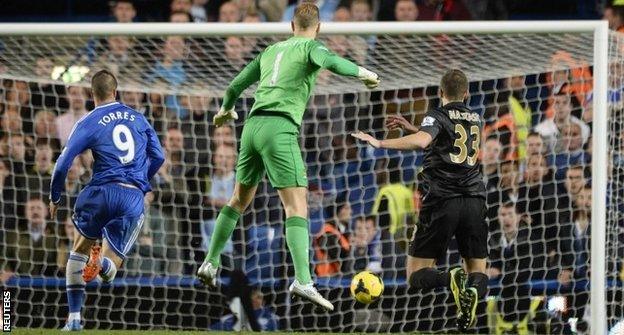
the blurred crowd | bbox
[0,0,607,25]
[60,0,479,24]
[98,0,615,25]
[1,0,624,332]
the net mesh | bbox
[0,27,620,333]
[607,32,624,335]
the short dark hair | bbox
[607,3,624,19]
[500,159,518,168]
[353,215,377,229]
[567,164,585,172]
[567,165,589,179]
[527,131,542,138]
[91,69,118,101]
[500,201,517,211]
[114,0,135,7]
[28,193,46,203]
[485,135,502,143]
[7,133,24,140]
[294,2,320,30]
[351,0,371,9]
[553,87,572,97]
[365,215,378,224]
[170,10,192,21]
[35,138,53,148]
[324,192,348,218]
[440,69,468,101]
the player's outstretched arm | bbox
[145,123,165,180]
[309,44,379,89]
[49,125,89,215]
[215,54,262,127]
[351,131,432,150]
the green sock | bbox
[205,205,240,267]
[285,216,312,285]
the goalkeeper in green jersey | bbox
[197,3,379,311]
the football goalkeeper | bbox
[197,3,379,311]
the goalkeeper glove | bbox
[358,66,380,89]
[213,107,238,127]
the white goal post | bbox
[0,20,610,332]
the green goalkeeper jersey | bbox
[221,36,360,126]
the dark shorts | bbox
[409,196,487,260]
[73,183,145,259]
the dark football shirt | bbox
[418,101,486,207]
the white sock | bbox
[100,257,118,282]
[66,252,88,322]
[68,312,81,322]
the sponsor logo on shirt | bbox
[421,116,436,127]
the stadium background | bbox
[0,0,622,333]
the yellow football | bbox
[350,270,384,304]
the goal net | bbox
[0,22,619,333]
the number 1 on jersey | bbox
[270,51,285,86]
[112,124,135,164]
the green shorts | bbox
[236,113,307,189]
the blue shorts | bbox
[72,183,145,259]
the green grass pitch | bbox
[10,331,291,335]
[9,331,364,335]
[8,330,459,335]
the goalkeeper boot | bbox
[61,319,83,331]
[449,267,466,311]
[457,286,479,332]
[82,246,101,283]
[197,260,218,288]
[289,280,334,312]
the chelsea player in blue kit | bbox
[49,70,165,331]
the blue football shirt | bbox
[50,101,165,204]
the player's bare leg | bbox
[278,186,334,312]
[406,256,436,278]
[457,258,488,331]
[198,182,257,287]
[72,232,97,255]
[62,230,96,331]
[101,240,124,270]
